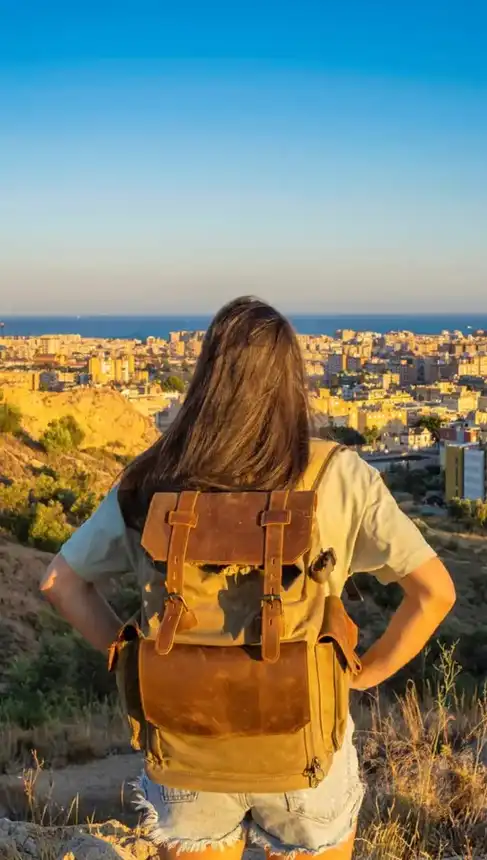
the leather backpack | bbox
[109,439,362,793]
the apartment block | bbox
[445,442,487,501]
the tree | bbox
[319,426,366,446]
[363,426,380,445]
[0,403,22,435]
[414,414,442,443]
[161,375,185,394]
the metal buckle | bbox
[165,592,189,612]
[261,594,282,610]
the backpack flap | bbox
[138,638,310,738]
[141,490,316,565]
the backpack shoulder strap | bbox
[300,438,345,491]
[301,439,362,602]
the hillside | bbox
[2,388,158,454]
[0,433,122,494]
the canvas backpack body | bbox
[109,439,362,793]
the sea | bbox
[1,314,487,340]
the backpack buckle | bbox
[165,592,189,612]
[261,593,283,609]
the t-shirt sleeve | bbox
[60,487,135,582]
[350,464,437,585]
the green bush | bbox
[0,482,32,542]
[447,497,487,531]
[70,491,98,526]
[0,629,116,728]
[59,415,85,448]
[0,403,22,434]
[161,375,185,393]
[32,473,58,503]
[28,501,73,552]
[41,421,74,454]
[40,415,85,454]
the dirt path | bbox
[0,755,266,858]
[0,753,143,825]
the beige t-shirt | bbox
[60,442,437,593]
[314,442,437,590]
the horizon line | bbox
[2,311,487,319]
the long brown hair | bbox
[119,296,311,528]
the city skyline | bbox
[1,1,487,314]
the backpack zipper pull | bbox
[304,758,325,788]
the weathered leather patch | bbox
[141,491,315,566]
[138,639,310,737]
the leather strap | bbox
[261,490,290,663]
[306,441,345,490]
[155,491,199,656]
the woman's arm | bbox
[351,555,456,691]
[40,554,123,654]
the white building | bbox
[155,401,183,432]
[463,446,486,501]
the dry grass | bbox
[1,645,486,858]
[0,700,130,774]
[355,644,487,858]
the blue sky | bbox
[1,1,486,314]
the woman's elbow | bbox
[431,559,457,615]
[403,556,456,618]
[39,554,85,604]
[432,580,456,622]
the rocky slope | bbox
[0,817,157,859]
[3,388,158,454]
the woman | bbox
[40,296,455,860]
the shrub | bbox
[0,482,32,541]
[32,473,58,503]
[59,415,85,448]
[28,501,73,552]
[0,403,22,434]
[40,415,85,454]
[70,491,98,526]
[0,628,116,728]
[41,421,74,454]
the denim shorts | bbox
[132,718,365,856]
